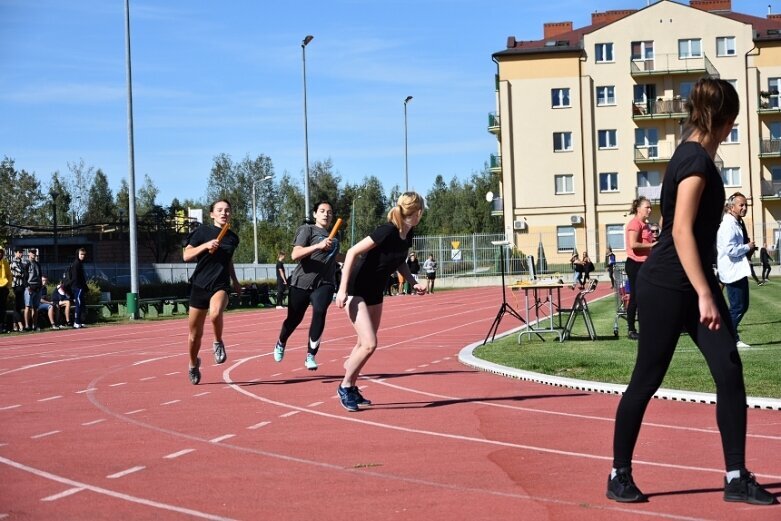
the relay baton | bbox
[209,223,231,254]
[328,218,343,239]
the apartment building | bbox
[490,0,781,264]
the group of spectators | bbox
[0,247,88,333]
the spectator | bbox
[0,249,10,333]
[275,251,288,309]
[759,244,771,283]
[405,252,420,294]
[580,251,595,288]
[717,192,753,349]
[37,275,60,329]
[624,196,656,340]
[69,248,88,329]
[52,284,72,327]
[10,247,26,333]
[423,254,437,293]
[570,251,583,289]
[605,247,616,289]
[23,249,42,331]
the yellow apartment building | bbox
[490,0,781,264]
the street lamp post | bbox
[252,175,274,264]
[350,194,362,246]
[50,190,59,265]
[404,95,413,192]
[302,35,314,224]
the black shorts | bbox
[189,285,228,310]
[426,272,436,280]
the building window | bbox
[631,41,654,60]
[768,78,781,109]
[554,174,574,194]
[553,132,573,152]
[595,43,614,63]
[551,88,570,108]
[771,166,781,183]
[635,128,659,158]
[599,172,619,192]
[557,226,576,252]
[721,167,741,187]
[596,86,616,106]
[598,129,617,149]
[725,124,739,144]
[679,81,694,99]
[716,36,736,57]
[606,224,625,250]
[637,170,661,187]
[770,122,781,140]
[678,38,702,59]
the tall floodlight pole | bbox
[404,95,413,192]
[302,35,314,224]
[124,0,140,319]
[252,174,273,264]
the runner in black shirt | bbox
[183,199,241,385]
[334,192,426,411]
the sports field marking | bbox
[37,395,62,402]
[108,382,127,387]
[41,487,85,501]
[209,434,235,443]
[0,404,21,411]
[31,430,60,439]
[164,449,195,459]
[125,409,146,415]
[81,419,105,426]
[308,401,324,407]
[247,421,270,430]
[75,388,97,394]
[194,391,210,397]
[140,376,156,381]
[280,411,299,418]
[165,371,180,376]
[161,400,180,406]
[107,466,145,479]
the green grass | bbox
[473,278,781,399]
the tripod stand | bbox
[483,242,527,345]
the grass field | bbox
[473,277,781,399]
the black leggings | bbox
[612,277,747,471]
[624,258,643,332]
[277,284,334,355]
[762,263,771,281]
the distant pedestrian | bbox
[717,193,753,349]
[23,249,42,331]
[605,247,616,289]
[423,254,437,293]
[0,249,11,333]
[759,244,771,283]
[623,196,656,340]
[10,247,27,332]
[69,248,88,329]
[275,251,288,309]
[183,199,241,385]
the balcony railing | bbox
[632,98,687,119]
[630,53,718,77]
[487,112,500,134]
[637,185,662,201]
[760,179,781,197]
[489,154,502,173]
[760,138,781,157]
[634,142,673,163]
[490,197,504,216]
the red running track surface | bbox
[0,285,778,520]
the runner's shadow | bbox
[646,481,781,502]
[232,369,479,387]
[376,392,590,409]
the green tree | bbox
[85,169,115,224]
[116,179,130,221]
[48,171,73,229]
[66,158,95,223]
[137,174,159,217]
[0,157,45,242]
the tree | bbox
[85,169,115,224]
[137,174,159,217]
[115,179,130,222]
[66,158,95,223]
[48,171,73,228]
[0,156,45,242]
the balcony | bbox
[632,98,687,120]
[488,112,500,135]
[758,90,780,114]
[637,185,662,202]
[634,143,673,163]
[760,138,781,158]
[630,53,718,77]
[489,154,502,174]
[490,196,504,216]
[760,179,781,199]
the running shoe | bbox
[627,331,639,341]
[304,353,318,371]
[351,386,372,406]
[73,323,82,329]
[724,469,776,505]
[188,357,201,385]
[606,467,647,503]
[273,341,285,362]
[736,340,751,349]
[337,385,359,412]
[213,340,227,364]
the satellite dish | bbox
[485,191,494,202]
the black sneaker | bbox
[213,341,227,364]
[351,386,372,406]
[724,469,776,505]
[607,467,647,503]
[337,386,359,412]
[188,358,201,385]
[627,331,640,341]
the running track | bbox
[0,286,778,520]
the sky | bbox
[0,0,773,207]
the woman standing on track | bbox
[334,192,427,412]
[607,78,774,505]
[183,199,241,385]
[623,196,655,340]
[272,201,341,371]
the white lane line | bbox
[75,388,97,394]
[31,430,61,439]
[0,513,8,519]
[209,434,235,443]
[0,404,21,411]
[82,419,105,426]
[247,377,262,383]
[0,455,237,520]
[417,364,429,368]
[140,376,156,381]
[164,449,195,459]
[404,368,416,372]
[125,409,145,415]
[270,373,282,377]
[307,401,324,407]
[161,400,180,406]
[280,411,299,418]
[107,466,145,479]
[38,395,63,402]
[41,487,85,501]
[193,391,210,397]
[108,382,127,388]
[247,421,270,430]
[165,372,179,376]
[134,353,181,366]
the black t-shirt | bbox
[639,141,724,291]
[289,225,339,290]
[186,224,239,291]
[407,258,420,274]
[276,260,285,284]
[349,222,413,293]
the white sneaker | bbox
[73,323,82,329]
[736,340,751,349]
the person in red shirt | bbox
[623,197,656,339]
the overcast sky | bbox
[0,0,771,205]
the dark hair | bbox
[209,199,231,212]
[629,196,650,216]
[312,200,333,214]
[14,246,24,253]
[77,247,86,254]
[684,77,740,142]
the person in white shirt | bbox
[716,192,754,348]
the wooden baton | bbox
[328,218,343,239]
[209,223,231,254]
